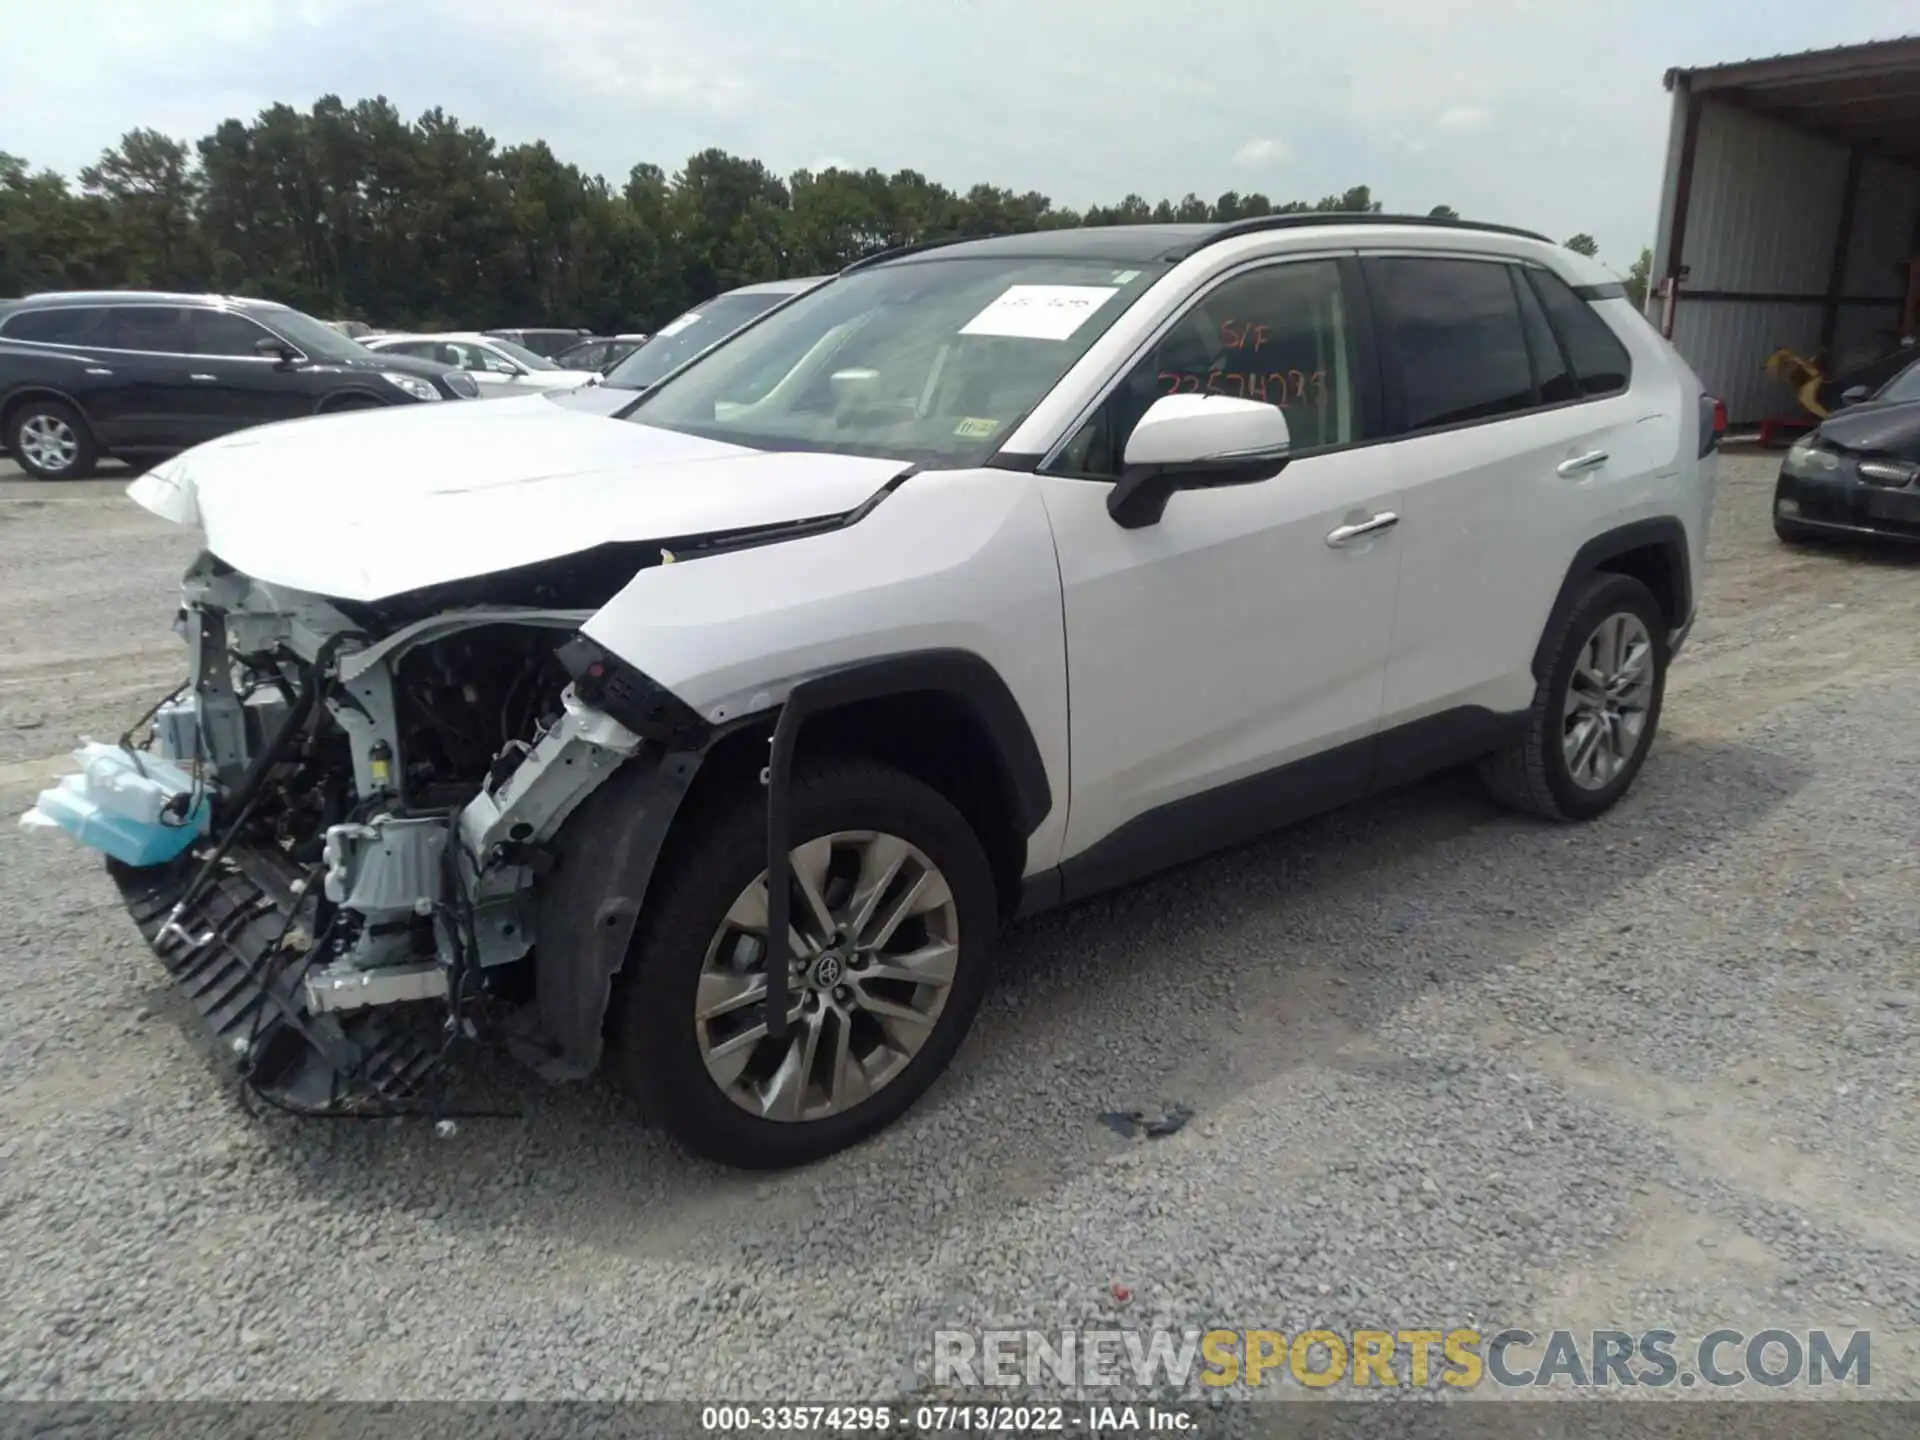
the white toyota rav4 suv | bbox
[29,215,1718,1167]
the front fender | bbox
[578,466,1072,867]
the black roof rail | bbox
[838,234,984,274]
[1164,211,1554,258]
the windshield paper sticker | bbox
[656,311,702,338]
[960,285,1119,342]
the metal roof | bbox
[1666,35,1920,162]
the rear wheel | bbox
[609,759,996,1168]
[1479,572,1668,822]
[7,399,98,479]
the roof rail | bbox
[838,234,983,274]
[1164,211,1555,258]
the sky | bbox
[4,0,1916,276]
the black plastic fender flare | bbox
[1530,517,1692,683]
[528,647,1052,1078]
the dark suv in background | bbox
[0,292,478,479]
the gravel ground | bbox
[1,450,1917,1413]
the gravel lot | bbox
[1,449,1917,1410]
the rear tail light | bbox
[1699,395,1726,455]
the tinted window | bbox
[3,306,110,344]
[378,341,433,359]
[1527,269,1631,396]
[1511,270,1578,404]
[1371,258,1535,431]
[1053,259,1370,478]
[192,310,274,357]
[109,306,192,353]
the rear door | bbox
[1363,255,1651,744]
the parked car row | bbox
[363,332,605,396]
[0,292,482,478]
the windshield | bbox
[624,258,1164,465]
[251,307,376,363]
[1875,357,1920,404]
[604,292,798,391]
[487,337,559,371]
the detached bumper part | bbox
[110,853,441,1111]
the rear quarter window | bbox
[3,307,110,344]
[1527,269,1631,396]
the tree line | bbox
[0,95,1649,334]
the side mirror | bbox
[1840,385,1870,407]
[1107,394,1292,529]
[253,336,299,364]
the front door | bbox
[101,305,207,449]
[1035,257,1403,886]
[185,309,315,435]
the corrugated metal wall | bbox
[1665,98,1920,422]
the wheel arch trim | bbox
[1531,517,1692,683]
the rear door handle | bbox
[188,373,220,382]
[1326,512,1400,547]
[84,366,113,376]
[1557,450,1609,477]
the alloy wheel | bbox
[18,414,78,473]
[1563,612,1654,790]
[695,830,960,1123]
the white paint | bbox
[126,397,909,601]
[959,285,1119,342]
[582,468,1073,874]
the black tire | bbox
[1479,572,1669,822]
[6,398,98,480]
[609,758,998,1169]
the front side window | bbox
[191,310,275,358]
[244,307,369,363]
[1368,257,1536,432]
[108,306,193,354]
[626,258,1165,467]
[1051,259,1370,478]
[1527,269,1631,396]
[2,307,110,345]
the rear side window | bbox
[1511,271,1579,405]
[1527,269,1631,396]
[1368,257,1535,431]
[3,306,110,344]
[192,310,274,357]
[109,307,192,353]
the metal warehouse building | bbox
[1650,36,1920,424]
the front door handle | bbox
[84,366,113,376]
[1557,449,1609,477]
[188,373,219,382]
[1326,512,1400,547]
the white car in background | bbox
[363,331,601,398]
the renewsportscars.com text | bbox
[932,1327,1872,1390]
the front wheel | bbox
[1479,572,1668,822]
[8,399,98,479]
[609,759,997,1168]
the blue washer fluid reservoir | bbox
[19,743,210,867]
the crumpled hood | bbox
[127,395,910,602]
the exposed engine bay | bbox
[103,551,654,1113]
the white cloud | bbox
[1436,105,1494,135]
[1232,138,1290,168]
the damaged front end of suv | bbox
[65,550,711,1112]
[16,399,954,1121]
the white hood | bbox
[127,395,909,602]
